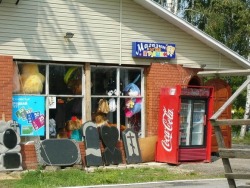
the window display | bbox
[12,63,84,140]
[14,63,46,95]
[91,66,144,138]
[12,63,144,140]
[19,64,45,94]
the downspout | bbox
[119,0,122,65]
[117,0,123,139]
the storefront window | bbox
[14,63,46,95]
[91,66,144,138]
[12,63,84,140]
[49,66,82,95]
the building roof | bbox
[134,0,250,69]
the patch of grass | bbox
[0,167,217,188]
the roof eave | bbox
[133,0,250,69]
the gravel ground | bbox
[0,171,22,180]
[177,156,249,176]
[176,144,250,176]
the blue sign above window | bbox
[132,42,176,59]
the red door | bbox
[205,78,232,153]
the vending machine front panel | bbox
[155,87,180,164]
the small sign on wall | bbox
[132,42,176,59]
[12,95,45,136]
[48,96,56,109]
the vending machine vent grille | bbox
[179,148,206,161]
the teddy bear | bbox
[20,64,45,94]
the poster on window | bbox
[12,95,45,136]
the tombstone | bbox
[0,153,22,170]
[100,125,122,165]
[35,139,81,166]
[0,121,22,171]
[122,128,142,164]
[82,121,103,167]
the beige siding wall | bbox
[121,0,242,69]
[0,0,121,63]
[0,0,243,69]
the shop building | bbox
[0,0,249,169]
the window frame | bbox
[90,65,145,138]
[13,62,85,140]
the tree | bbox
[179,0,250,58]
[153,0,250,137]
[179,0,250,137]
[154,0,178,14]
[154,0,249,57]
[240,75,250,138]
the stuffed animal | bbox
[94,111,108,127]
[65,116,82,141]
[108,123,126,132]
[97,99,110,114]
[20,64,45,94]
[124,83,142,118]
[13,63,21,93]
[109,98,116,112]
[49,118,56,138]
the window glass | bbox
[14,63,46,95]
[13,63,84,140]
[120,69,141,95]
[48,65,83,140]
[91,66,143,138]
[49,66,82,95]
[49,97,82,139]
[91,67,116,96]
[91,97,117,125]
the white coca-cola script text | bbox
[161,107,174,152]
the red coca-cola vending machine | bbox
[155,85,214,164]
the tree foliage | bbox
[154,0,250,107]
[180,0,250,58]
[154,0,250,58]
[177,0,250,120]
[153,0,250,135]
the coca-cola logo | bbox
[161,107,174,152]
